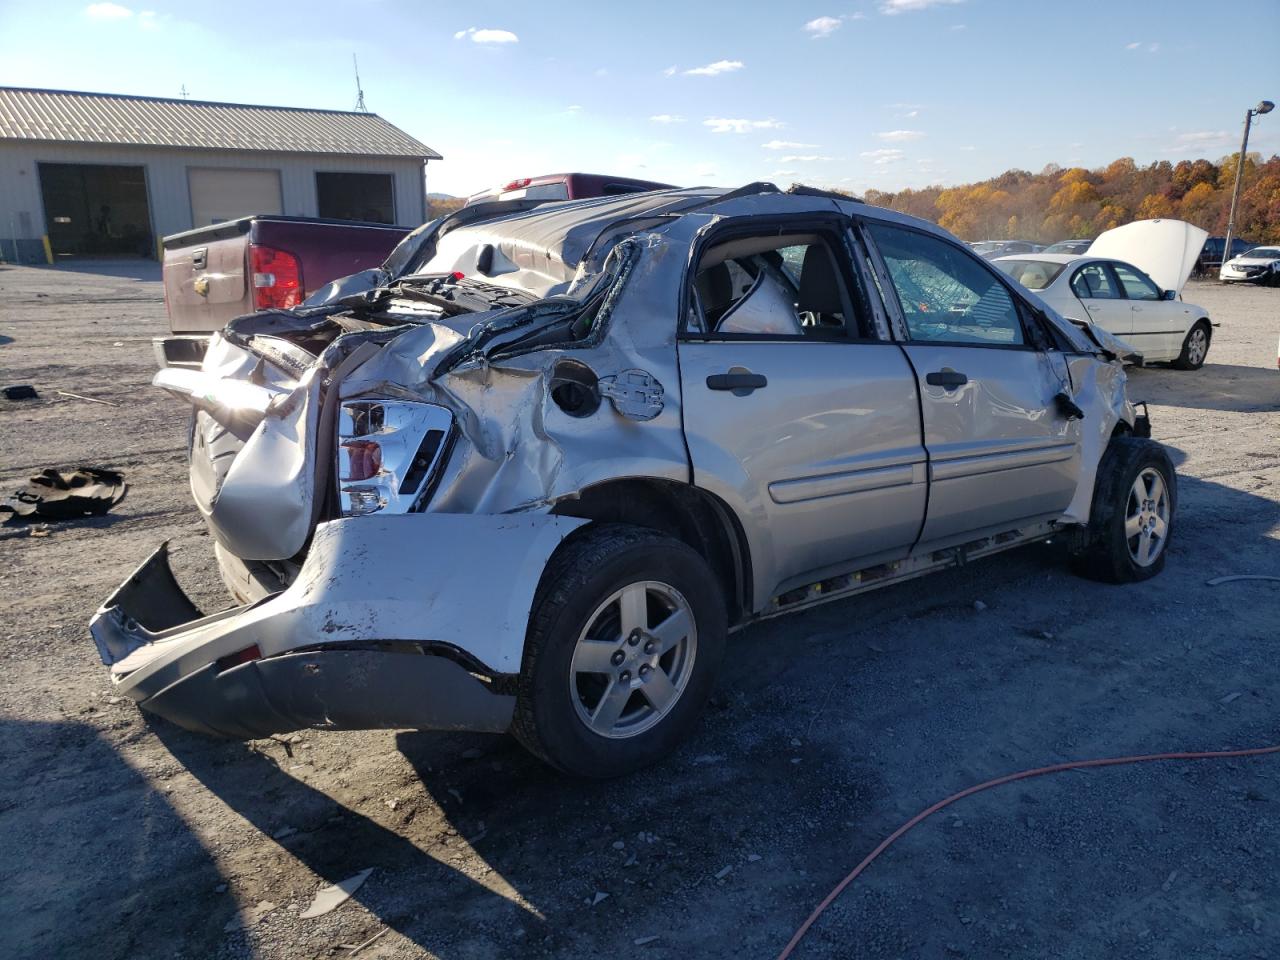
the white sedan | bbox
[1220,245,1280,285]
[995,219,1213,369]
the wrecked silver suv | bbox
[91,185,1175,777]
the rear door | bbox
[678,219,927,595]
[861,220,1081,547]
[1068,261,1130,335]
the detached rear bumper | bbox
[90,514,586,739]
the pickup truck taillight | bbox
[250,244,304,311]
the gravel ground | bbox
[1,264,1277,960]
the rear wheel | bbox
[1172,320,1210,370]
[1072,438,1176,583]
[512,524,726,778]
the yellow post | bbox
[156,236,163,262]
[41,235,53,265]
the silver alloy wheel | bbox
[1186,326,1208,366]
[1125,467,1170,567]
[569,580,697,739]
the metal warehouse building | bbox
[0,87,441,264]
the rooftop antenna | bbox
[179,84,190,99]
[352,55,367,112]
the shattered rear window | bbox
[994,259,1066,290]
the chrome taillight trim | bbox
[336,399,454,516]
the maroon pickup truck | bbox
[157,216,410,367]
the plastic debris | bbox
[634,936,660,946]
[1,467,126,524]
[1206,575,1280,586]
[300,869,373,920]
[714,865,733,880]
[590,891,609,906]
[2,385,38,401]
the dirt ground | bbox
[1,262,1277,960]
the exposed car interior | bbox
[690,232,868,338]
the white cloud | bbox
[804,16,842,38]
[85,2,133,19]
[453,27,519,44]
[662,65,678,77]
[763,140,817,150]
[861,148,906,164]
[771,170,799,178]
[566,104,582,112]
[650,114,686,124]
[876,129,926,141]
[1126,40,1159,52]
[684,59,744,77]
[1125,41,1141,49]
[781,155,834,162]
[950,23,966,30]
[958,145,976,151]
[880,0,963,13]
[704,117,783,134]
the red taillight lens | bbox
[503,177,532,191]
[250,244,303,310]
[341,440,382,481]
[216,644,262,671]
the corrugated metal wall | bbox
[0,141,427,262]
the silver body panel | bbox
[93,186,1144,735]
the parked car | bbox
[995,219,1213,369]
[1195,236,1254,277]
[1220,245,1280,285]
[158,216,411,367]
[970,239,1043,259]
[1042,239,1093,255]
[465,172,676,206]
[92,185,1172,778]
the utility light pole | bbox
[1221,99,1274,278]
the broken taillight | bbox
[250,244,304,311]
[335,399,453,517]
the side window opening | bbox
[1111,263,1161,300]
[866,222,1026,347]
[1071,263,1118,300]
[690,230,870,339]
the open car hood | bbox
[1086,219,1208,296]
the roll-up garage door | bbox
[188,168,283,226]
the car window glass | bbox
[1112,263,1161,300]
[1070,263,1119,300]
[691,232,868,339]
[867,222,1025,346]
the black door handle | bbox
[925,370,968,388]
[707,371,768,395]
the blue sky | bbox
[2,0,1278,197]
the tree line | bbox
[861,153,1280,245]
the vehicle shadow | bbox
[0,717,229,960]
[21,259,162,283]
[1126,362,1278,413]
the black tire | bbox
[511,524,727,778]
[1172,319,1211,370]
[1071,437,1177,584]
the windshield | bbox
[1243,247,1280,258]
[970,241,1000,254]
[994,259,1066,290]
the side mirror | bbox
[1162,289,1177,301]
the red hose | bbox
[776,743,1280,959]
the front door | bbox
[863,220,1082,546]
[678,222,927,595]
[1111,261,1188,360]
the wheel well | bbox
[551,478,752,623]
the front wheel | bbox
[1072,437,1177,583]
[1172,320,1210,370]
[512,524,727,778]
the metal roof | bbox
[0,87,441,160]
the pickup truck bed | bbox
[158,216,410,366]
